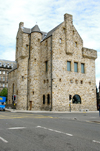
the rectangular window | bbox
[43,95,45,104]
[67,61,71,71]
[0,71,1,74]
[3,71,5,74]
[81,63,85,73]
[74,62,78,72]
[3,77,5,81]
[45,61,48,72]
[3,84,5,87]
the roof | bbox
[22,22,63,40]
[43,22,63,40]
[31,25,40,33]
[8,63,17,73]
[0,59,16,63]
[23,25,42,34]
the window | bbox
[80,80,83,84]
[3,84,5,87]
[22,76,24,81]
[47,94,50,104]
[43,95,45,104]
[3,71,5,74]
[72,94,81,104]
[0,71,1,74]
[6,84,8,87]
[3,63,6,67]
[81,63,85,73]
[11,64,13,68]
[0,62,2,67]
[3,77,5,81]
[67,61,71,71]
[59,38,62,43]
[75,42,77,47]
[45,61,48,72]
[74,62,78,72]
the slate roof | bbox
[31,25,40,33]
[22,22,63,41]
[43,22,63,40]
[8,63,17,73]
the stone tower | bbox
[16,22,29,110]
[28,25,42,110]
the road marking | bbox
[8,127,26,130]
[36,126,73,136]
[93,140,100,144]
[0,137,8,143]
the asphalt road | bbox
[0,112,100,151]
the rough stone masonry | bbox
[8,13,97,111]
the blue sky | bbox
[0,0,100,88]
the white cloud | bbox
[0,0,100,83]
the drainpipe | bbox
[50,35,52,111]
[27,33,31,110]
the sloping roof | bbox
[22,22,63,40]
[31,25,40,33]
[23,27,31,34]
[43,22,63,40]
[22,25,42,34]
[8,63,17,73]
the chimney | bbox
[64,13,73,54]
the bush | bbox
[0,88,8,99]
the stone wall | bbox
[51,14,97,111]
[8,13,97,111]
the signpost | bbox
[69,95,72,112]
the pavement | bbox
[5,108,98,114]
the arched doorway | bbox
[72,94,81,104]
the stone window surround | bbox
[67,60,85,74]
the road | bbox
[0,112,100,151]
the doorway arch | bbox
[72,94,81,104]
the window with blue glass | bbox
[67,61,71,71]
[74,62,78,72]
[81,63,85,73]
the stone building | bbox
[0,59,16,92]
[8,13,97,111]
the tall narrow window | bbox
[3,84,5,87]
[13,83,14,94]
[74,62,78,72]
[0,71,1,74]
[81,63,85,73]
[3,77,5,81]
[67,61,71,71]
[3,71,5,74]
[43,95,45,104]
[47,94,50,104]
[45,61,48,72]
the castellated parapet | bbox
[8,13,97,111]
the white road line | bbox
[93,140,100,144]
[36,126,73,137]
[0,137,8,143]
[8,127,26,130]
